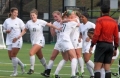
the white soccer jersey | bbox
[80,21,95,52]
[59,21,78,41]
[3,17,25,45]
[53,21,62,42]
[25,19,47,45]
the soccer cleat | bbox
[112,72,118,76]
[10,73,18,77]
[90,76,94,78]
[76,72,84,78]
[21,64,26,74]
[52,74,61,78]
[27,69,34,75]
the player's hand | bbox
[89,47,93,54]
[78,38,81,42]
[113,50,117,56]
[86,37,90,42]
[12,38,18,43]
[6,30,11,33]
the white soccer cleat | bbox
[21,64,26,74]
[10,73,18,77]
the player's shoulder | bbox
[4,18,11,22]
[26,20,32,24]
[16,17,23,22]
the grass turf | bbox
[0,43,119,78]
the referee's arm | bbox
[91,20,101,47]
[113,24,119,50]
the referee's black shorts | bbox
[94,41,113,64]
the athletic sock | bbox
[40,57,47,70]
[16,57,24,68]
[105,70,111,78]
[46,60,54,75]
[76,64,79,73]
[86,64,94,76]
[47,60,54,69]
[86,60,94,69]
[101,68,105,78]
[11,57,18,74]
[78,57,84,73]
[71,58,77,76]
[94,70,101,78]
[54,59,66,75]
[30,55,35,70]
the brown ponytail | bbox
[8,7,18,17]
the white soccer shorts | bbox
[7,40,23,50]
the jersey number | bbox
[62,24,66,32]
[33,28,36,32]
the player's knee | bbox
[29,52,34,56]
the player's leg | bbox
[27,44,42,74]
[68,49,77,78]
[10,40,25,76]
[41,49,59,77]
[75,48,84,75]
[36,49,47,71]
[53,52,69,78]
[10,47,20,76]
[83,52,94,78]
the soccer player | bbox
[89,4,119,78]
[53,10,84,78]
[41,11,63,77]
[79,12,95,78]
[88,28,119,78]
[2,7,26,76]
[57,10,80,78]
[22,9,61,75]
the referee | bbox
[89,4,119,78]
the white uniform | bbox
[80,21,95,53]
[70,18,82,49]
[3,17,25,50]
[25,19,47,47]
[58,21,78,52]
[53,21,62,51]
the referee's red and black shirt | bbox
[91,15,119,49]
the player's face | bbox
[11,10,18,18]
[70,12,76,18]
[87,33,93,39]
[53,13,61,22]
[30,13,37,22]
[80,15,87,23]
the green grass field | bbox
[0,43,119,78]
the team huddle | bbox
[2,4,119,78]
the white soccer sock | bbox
[16,57,24,68]
[76,64,79,73]
[86,64,94,76]
[86,60,94,69]
[11,57,18,74]
[54,59,66,75]
[40,57,47,70]
[101,68,105,78]
[71,58,77,76]
[78,57,84,73]
[30,55,35,70]
[47,60,54,69]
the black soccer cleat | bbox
[27,69,34,75]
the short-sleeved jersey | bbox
[3,17,25,45]
[59,21,78,41]
[80,21,95,42]
[25,19,47,44]
[53,21,62,41]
